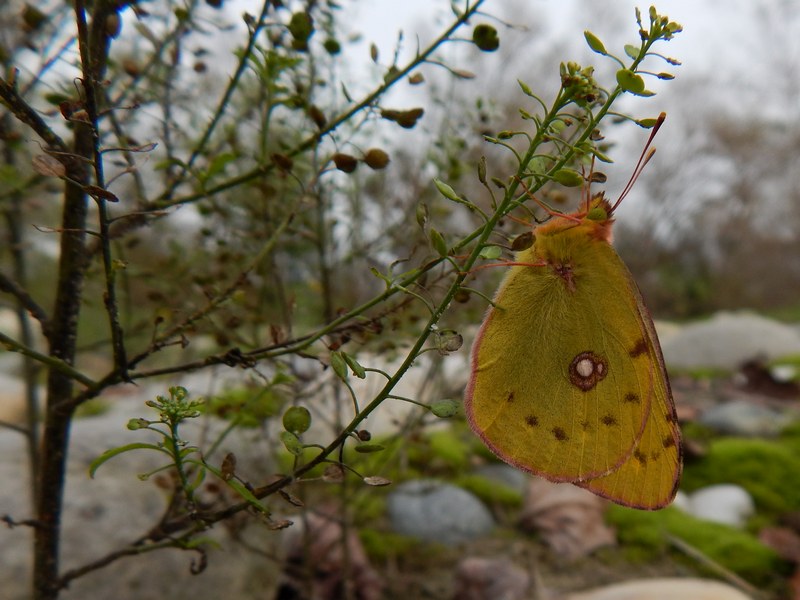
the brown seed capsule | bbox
[363,148,389,170]
[332,153,358,173]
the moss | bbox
[426,429,472,470]
[456,474,523,508]
[607,505,789,586]
[359,528,438,562]
[203,386,285,427]
[679,420,717,443]
[681,438,800,516]
[780,419,800,453]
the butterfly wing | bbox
[577,274,682,509]
[466,235,657,483]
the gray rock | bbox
[473,464,529,495]
[685,484,755,528]
[698,400,793,436]
[660,311,800,371]
[386,479,494,545]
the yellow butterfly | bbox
[465,119,682,510]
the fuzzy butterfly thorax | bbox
[465,189,682,510]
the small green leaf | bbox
[433,178,460,202]
[342,352,366,379]
[282,406,312,434]
[355,443,385,454]
[430,399,459,418]
[430,228,448,256]
[288,11,313,42]
[623,44,639,60]
[584,31,607,55]
[635,117,660,128]
[330,351,348,380]
[416,202,429,228]
[479,245,502,260]
[89,443,167,478]
[280,431,304,455]
[592,148,614,163]
[616,69,645,94]
[205,152,236,180]
[517,79,534,97]
[477,157,487,184]
[490,177,506,189]
[552,168,584,187]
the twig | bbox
[0,272,50,334]
[0,331,96,388]
[0,78,69,154]
[666,533,765,599]
[74,0,129,381]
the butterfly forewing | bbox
[466,232,656,483]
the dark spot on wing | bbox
[629,338,648,358]
[552,427,568,441]
[525,415,539,427]
[601,414,618,426]
[633,450,647,464]
[663,435,676,448]
[624,392,640,404]
[506,392,515,403]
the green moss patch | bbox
[607,505,789,586]
[682,438,800,516]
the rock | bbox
[473,463,529,495]
[660,311,800,371]
[386,480,494,545]
[565,577,752,600]
[698,400,792,437]
[683,484,755,528]
[453,557,530,600]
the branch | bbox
[0,271,50,334]
[0,331,97,388]
[0,77,69,154]
[75,0,129,381]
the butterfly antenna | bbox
[611,112,666,212]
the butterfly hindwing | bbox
[577,269,682,509]
[466,233,657,484]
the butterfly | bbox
[464,115,682,510]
